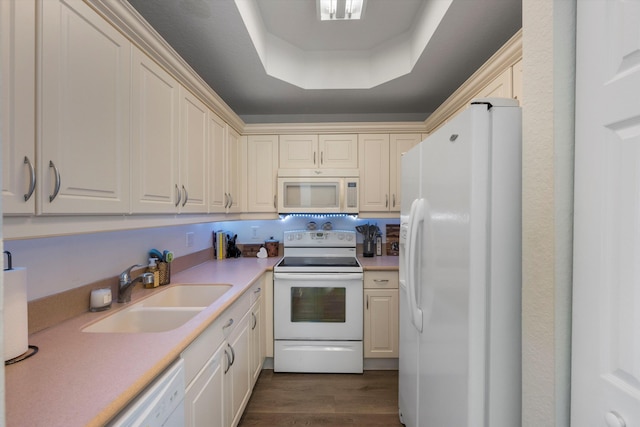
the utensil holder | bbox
[363,238,375,257]
[158,262,171,285]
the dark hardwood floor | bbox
[238,369,404,426]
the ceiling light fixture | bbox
[318,0,365,21]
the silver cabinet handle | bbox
[224,193,228,208]
[366,295,369,310]
[321,151,324,165]
[273,195,277,209]
[373,279,389,283]
[48,160,61,202]
[224,347,232,374]
[393,194,396,208]
[174,184,181,207]
[385,194,389,208]
[181,185,188,207]
[228,193,233,208]
[251,312,257,330]
[253,287,262,294]
[24,156,36,202]
[313,152,316,165]
[227,342,236,365]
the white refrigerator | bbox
[398,98,522,427]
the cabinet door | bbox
[130,47,179,213]
[179,87,208,213]
[389,134,422,211]
[40,0,130,214]
[512,59,523,104]
[358,134,390,212]
[478,67,512,98]
[208,112,227,213]
[279,135,319,169]
[224,312,251,427]
[226,127,244,213]
[247,135,278,212]
[2,0,36,215]
[364,289,399,358]
[185,344,225,427]
[319,134,358,169]
[250,297,264,386]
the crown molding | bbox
[85,0,246,133]
[243,121,427,135]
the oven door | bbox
[274,272,363,341]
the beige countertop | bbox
[5,254,397,426]
[358,255,399,270]
[5,257,279,427]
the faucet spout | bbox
[118,264,154,303]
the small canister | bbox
[265,237,279,257]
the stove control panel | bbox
[283,230,356,247]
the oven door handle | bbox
[274,273,363,281]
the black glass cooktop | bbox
[277,257,360,268]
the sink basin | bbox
[137,284,233,308]
[83,284,233,333]
[83,307,201,333]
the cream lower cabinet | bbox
[1,0,36,215]
[364,270,399,358]
[246,135,278,213]
[359,134,421,213]
[39,0,131,214]
[182,279,265,427]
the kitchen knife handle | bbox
[181,185,188,207]
[175,184,181,207]
[24,156,36,202]
[48,160,61,202]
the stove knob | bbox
[346,234,354,241]
[287,234,294,241]
[337,233,345,240]
[295,233,303,240]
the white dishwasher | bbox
[108,358,185,427]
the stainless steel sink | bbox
[83,284,233,333]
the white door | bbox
[572,1,640,426]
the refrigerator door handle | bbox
[406,198,425,332]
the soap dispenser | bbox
[147,258,159,288]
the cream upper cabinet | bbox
[364,270,399,358]
[318,134,358,168]
[247,135,278,212]
[130,47,180,213]
[478,67,512,99]
[208,113,227,213]
[179,87,208,213]
[39,0,131,214]
[208,114,244,214]
[358,134,390,211]
[359,134,421,213]
[512,58,523,103]
[389,134,422,211]
[2,0,36,215]
[226,127,245,213]
[279,134,358,169]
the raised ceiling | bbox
[127,0,522,124]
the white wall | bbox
[521,0,575,426]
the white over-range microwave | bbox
[277,169,359,214]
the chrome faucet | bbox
[118,264,154,303]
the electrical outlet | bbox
[251,226,259,240]
[185,232,195,247]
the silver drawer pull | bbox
[253,287,262,294]
[222,318,234,330]
[373,279,390,283]
[175,184,181,207]
[181,185,188,207]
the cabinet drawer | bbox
[363,271,398,289]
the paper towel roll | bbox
[3,267,28,361]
